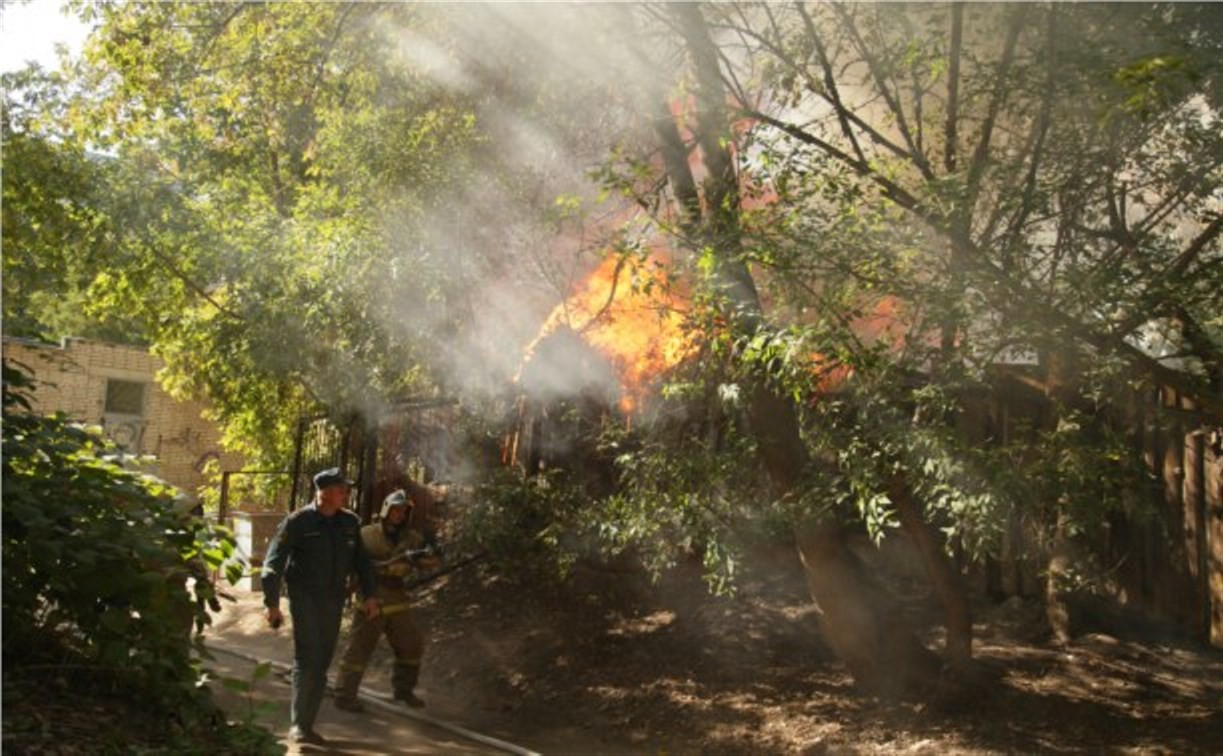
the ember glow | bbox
[809,295,910,392]
[520,254,691,413]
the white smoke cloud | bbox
[365,4,684,412]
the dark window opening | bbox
[105,379,145,416]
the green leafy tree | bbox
[577,1,1220,689]
[1,67,146,342]
[8,2,664,469]
[14,2,487,465]
[9,0,1217,699]
[708,1,1220,642]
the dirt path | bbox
[204,644,497,755]
[202,585,616,755]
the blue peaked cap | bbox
[313,467,354,490]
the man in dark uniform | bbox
[262,467,379,746]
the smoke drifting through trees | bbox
[372,4,683,407]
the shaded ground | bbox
[7,547,1220,754]
[403,547,1222,754]
[203,644,500,755]
[205,584,624,755]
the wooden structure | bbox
[980,377,1222,647]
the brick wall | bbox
[3,337,244,499]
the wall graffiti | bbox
[102,415,147,453]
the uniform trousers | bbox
[335,594,424,700]
[288,591,345,731]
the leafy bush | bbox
[458,466,591,583]
[1,360,280,753]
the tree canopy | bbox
[4,1,1219,694]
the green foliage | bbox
[438,3,1217,597]
[7,0,1215,615]
[456,466,591,583]
[456,410,763,597]
[1002,408,1151,537]
[1,67,146,342]
[1,360,274,752]
[587,2,1221,580]
[5,3,488,466]
[589,418,764,595]
[216,659,283,750]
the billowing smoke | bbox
[364,4,682,413]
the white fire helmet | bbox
[379,488,411,520]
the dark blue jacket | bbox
[261,504,376,608]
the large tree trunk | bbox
[889,475,973,666]
[748,387,940,694]
[660,4,942,695]
[1042,350,1080,644]
[1046,510,1075,644]
[795,521,941,694]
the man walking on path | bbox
[334,486,441,711]
[263,467,379,746]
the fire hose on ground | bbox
[206,644,538,756]
[212,550,532,753]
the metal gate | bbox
[288,398,459,522]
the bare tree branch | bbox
[963,5,1029,213]
[795,3,866,164]
[831,2,933,180]
[944,3,963,176]
[747,108,1221,415]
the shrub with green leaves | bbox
[1,360,275,751]
[459,466,591,582]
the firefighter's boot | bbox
[333,661,366,712]
[393,663,424,708]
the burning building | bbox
[504,251,693,478]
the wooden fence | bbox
[1124,398,1222,646]
[979,383,1222,648]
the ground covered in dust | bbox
[405,548,1222,754]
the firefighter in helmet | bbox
[333,486,439,710]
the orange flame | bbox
[807,295,910,393]
[520,254,691,413]
[518,253,911,414]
